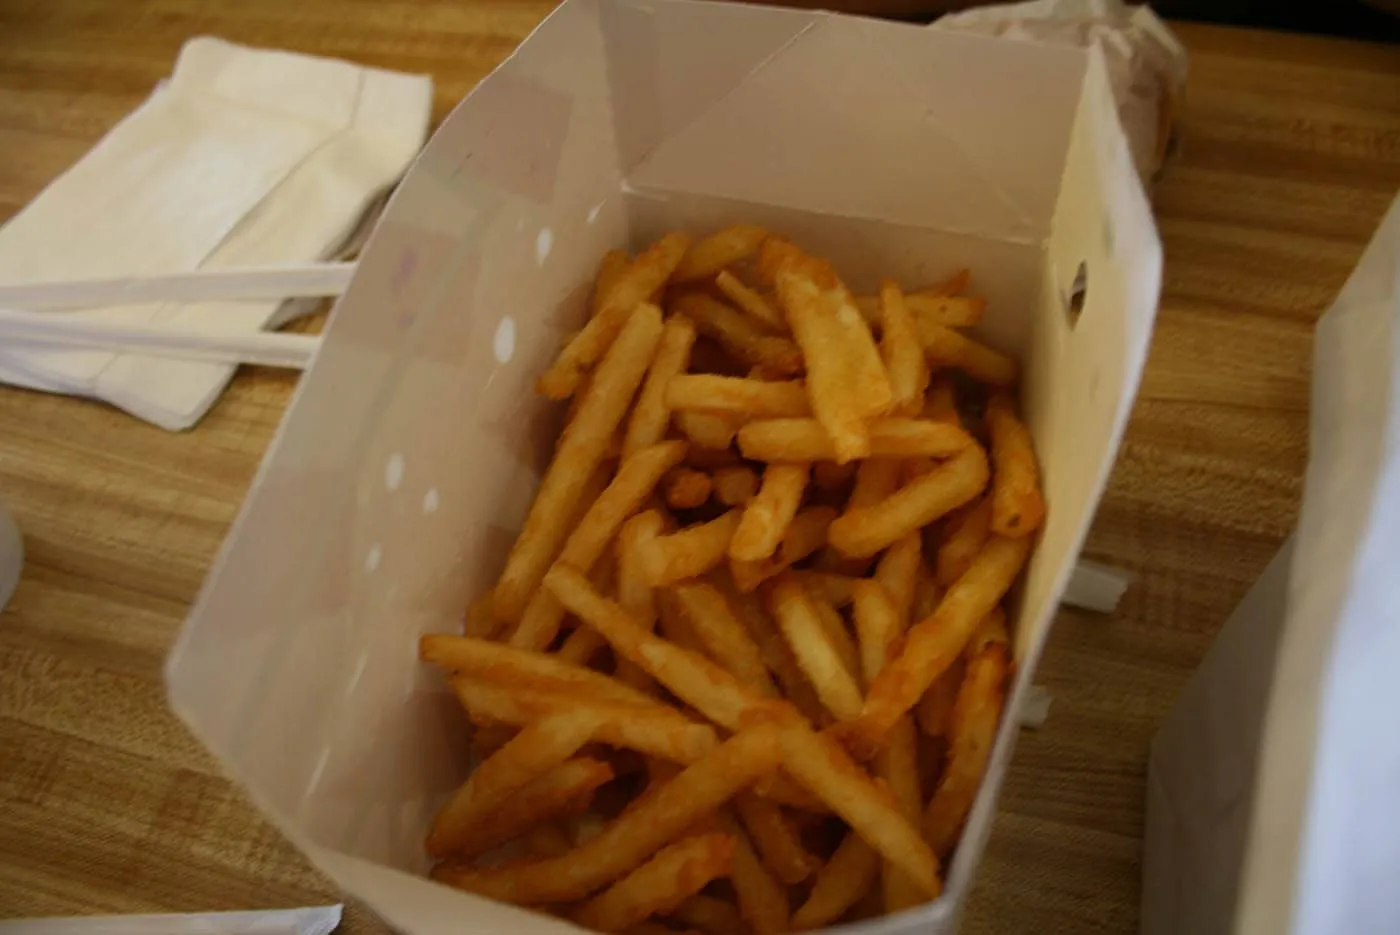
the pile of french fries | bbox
[418,225,1045,933]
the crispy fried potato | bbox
[452,758,614,860]
[674,581,778,696]
[854,292,985,330]
[922,376,961,427]
[713,465,760,506]
[916,657,964,740]
[878,280,930,416]
[673,292,803,376]
[420,634,655,707]
[874,531,921,626]
[670,894,747,935]
[624,315,697,457]
[667,374,811,419]
[735,793,820,885]
[847,457,903,513]
[768,574,863,721]
[986,392,1046,538]
[712,574,826,727]
[590,249,630,319]
[722,811,792,935]
[644,508,743,586]
[672,224,767,282]
[731,463,808,563]
[937,496,993,585]
[496,304,665,625]
[922,323,1018,386]
[434,725,783,905]
[738,418,972,463]
[715,270,785,331]
[538,233,689,400]
[663,467,714,510]
[731,505,836,593]
[793,831,879,930]
[573,833,735,932]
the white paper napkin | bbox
[0,37,431,429]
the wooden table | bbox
[1,4,1397,930]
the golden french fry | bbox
[427,709,605,858]
[614,511,664,692]
[546,564,785,732]
[624,315,697,457]
[827,444,989,559]
[812,459,856,491]
[924,641,1010,857]
[852,580,900,688]
[666,374,811,419]
[776,725,941,898]
[912,561,942,620]
[496,303,665,626]
[793,831,879,930]
[538,233,690,400]
[657,588,709,656]
[879,280,930,416]
[916,657,964,740]
[937,496,993,585]
[675,410,743,450]
[968,606,1010,656]
[509,440,687,651]
[847,457,903,512]
[922,323,1018,386]
[591,249,631,318]
[715,270,785,331]
[473,723,516,757]
[451,678,718,765]
[462,588,498,640]
[573,833,735,932]
[557,625,608,666]
[732,505,838,593]
[879,715,925,913]
[737,418,973,463]
[670,894,746,935]
[645,508,743,586]
[851,535,1030,753]
[792,571,857,608]
[874,532,922,626]
[986,392,1046,538]
[420,634,656,708]
[673,292,803,376]
[674,581,777,696]
[854,293,985,329]
[524,819,577,859]
[451,758,614,860]
[722,811,792,935]
[663,467,713,510]
[712,573,826,727]
[735,793,820,885]
[768,574,863,721]
[810,596,862,689]
[922,376,961,427]
[672,224,768,282]
[731,463,808,562]
[712,465,759,506]
[434,725,784,905]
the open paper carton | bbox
[167,0,1162,932]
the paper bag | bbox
[166,1,1162,931]
[1143,193,1400,935]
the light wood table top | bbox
[1,5,1397,931]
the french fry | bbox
[473,723,516,758]
[847,457,903,512]
[768,574,863,721]
[591,249,630,318]
[538,233,690,400]
[731,505,837,593]
[735,793,820,884]
[573,833,735,932]
[916,657,964,740]
[673,292,803,376]
[810,597,862,689]
[645,508,743,586]
[672,224,768,282]
[546,564,785,732]
[827,444,989,559]
[737,418,973,463]
[419,634,656,708]
[854,292,985,329]
[922,323,1018,386]
[657,589,709,656]
[793,831,879,930]
[623,314,697,457]
[878,280,930,416]
[495,303,665,625]
[731,463,808,562]
[968,606,1010,655]
[675,410,743,450]
[874,531,922,625]
[712,574,826,727]
[666,374,811,419]
[451,679,718,765]
[687,445,742,470]
[615,511,664,691]
[557,625,609,667]
[462,588,498,640]
[434,725,784,905]
[852,580,900,690]
[715,270,785,331]
[985,392,1046,538]
[722,812,792,935]
[924,269,972,297]
[792,571,857,608]
[674,581,777,696]
[922,376,961,427]
[663,467,713,510]
[924,642,1010,857]
[912,562,942,620]
[451,758,614,860]
[671,895,746,935]
[879,716,925,913]
[713,465,759,506]
[812,459,856,491]
[524,819,578,858]
[510,440,687,651]
[851,535,1031,752]
[427,709,606,858]
[937,496,993,585]
[776,726,941,898]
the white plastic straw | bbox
[0,262,355,311]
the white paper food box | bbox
[166,0,1162,931]
[1142,194,1400,935]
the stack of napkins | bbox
[0,38,432,429]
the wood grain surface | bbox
[1,4,1397,931]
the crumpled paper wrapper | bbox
[933,0,1187,185]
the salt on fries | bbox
[420,228,1042,931]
